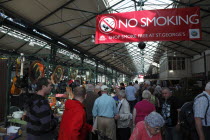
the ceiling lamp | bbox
[91,35,95,43]
[138,42,146,50]
[29,41,34,46]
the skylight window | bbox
[104,0,174,74]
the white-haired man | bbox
[160,87,182,140]
[194,82,210,140]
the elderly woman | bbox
[115,90,132,140]
[130,112,165,140]
[133,90,156,125]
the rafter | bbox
[60,0,125,37]
[35,0,75,25]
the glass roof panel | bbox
[104,0,173,74]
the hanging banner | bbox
[95,7,201,44]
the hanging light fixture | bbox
[91,35,95,43]
[138,42,146,50]
[112,53,115,59]
[29,40,34,46]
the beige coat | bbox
[117,99,132,128]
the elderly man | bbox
[25,77,58,140]
[115,90,131,140]
[58,87,92,140]
[160,87,181,140]
[194,82,210,140]
[92,85,117,140]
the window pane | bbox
[177,61,181,70]
[182,60,185,70]
[172,60,176,70]
[169,61,172,70]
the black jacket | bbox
[159,96,181,127]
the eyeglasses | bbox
[154,127,161,132]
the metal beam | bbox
[41,16,92,27]
[85,44,100,52]
[191,40,210,49]
[33,44,49,54]
[105,44,159,61]
[35,0,75,25]
[161,43,193,57]
[169,41,201,54]
[190,0,206,5]
[1,13,131,76]
[0,0,12,5]
[202,30,210,35]
[68,34,92,39]
[170,0,210,13]
[0,48,17,55]
[94,43,118,56]
[63,7,97,15]
[73,37,90,46]
[60,0,125,37]
[15,42,27,51]
[100,46,126,59]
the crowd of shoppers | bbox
[23,78,210,140]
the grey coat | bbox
[117,99,132,128]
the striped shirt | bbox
[25,94,58,138]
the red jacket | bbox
[58,99,92,140]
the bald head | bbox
[73,87,86,98]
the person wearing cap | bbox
[92,85,117,140]
[130,112,165,140]
[194,82,210,140]
[95,82,103,96]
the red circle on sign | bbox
[99,16,117,34]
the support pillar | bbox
[80,57,84,84]
[204,52,207,83]
[95,62,98,84]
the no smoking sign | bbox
[99,16,117,34]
